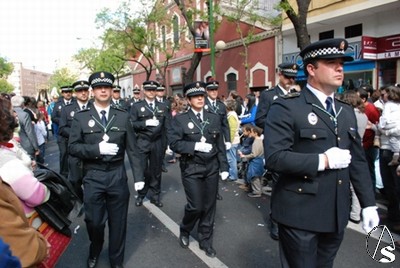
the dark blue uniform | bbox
[130,100,171,205]
[168,109,228,250]
[69,106,143,266]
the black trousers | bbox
[83,165,130,266]
[278,224,344,268]
[380,149,400,221]
[138,138,163,200]
[179,159,219,248]
[58,138,69,178]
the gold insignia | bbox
[339,41,345,50]
[100,72,105,78]
[292,65,297,70]
[80,81,84,86]
[196,82,200,88]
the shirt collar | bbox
[307,83,335,110]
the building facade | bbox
[281,0,400,89]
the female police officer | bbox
[168,81,229,258]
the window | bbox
[319,30,334,40]
[172,15,179,47]
[227,73,237,91]
[161,26,166,50]
[345,24,362,38]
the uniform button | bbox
[337,137,341,141]
[298,188,302,192]
[312,134,316,139]
[338,180,342,184]
[304,176,308,179]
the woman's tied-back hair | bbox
[0,98,19,142]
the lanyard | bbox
[91,114,115,133]
[312,104,342,135]
[190,117,209,140]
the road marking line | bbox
[143,201,229,268]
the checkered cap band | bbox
[91,77,113,86]
[303,47,345,61]
[143,84,158,90]
[185,87,206,96]
[281,68,297,74]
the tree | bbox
[278,0,311,50]
[0,57,14,94]
[48,68,78,94]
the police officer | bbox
[264,38,379,267]
[111,85,127,110]
[69,71,144,268]
[52,85,75,178]
[255,63,299,129]
[58,80,91,200]
[168,81,229,258]
[130,80,171,207]
[155,84,171,173]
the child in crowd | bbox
[379,85,400,165]
[34,112,47,165]
[237,124,254,182]
[238,125,264,197]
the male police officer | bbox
[255,63,299,129]
[111,85,127,110]
[264,38,379,267]
[155,84,171,173]
[168,81,229,258]
[69,71,144,268]
[59,80,91,200]
[130,80,171,207]
[52,85,75,178]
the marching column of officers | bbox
[51,37,382,268]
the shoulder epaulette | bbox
[281,92,301,99]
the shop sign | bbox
[362,34,400,60]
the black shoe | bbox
[111,265,124,268]
[87,257,98,268]
[268,218,279,241]
[179,233,189,248]
[135,197,143,207]
[349,218,361,224]
[150,199,163,207]
[216,193,223,200]
[162,167,168,173]
[199,246,216,258]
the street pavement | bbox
[40,137,400,268]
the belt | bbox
[85,160,124,171]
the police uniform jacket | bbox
[255,85,284,129]
[264,87,376,233]
[59,102,92,139]
[130,100,171,150]
[51,98,76,125]
[204,99,230,142]
[68,106,143,182]
[168,109,228,171]
[111,99,128,111]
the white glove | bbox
[99,141,119,155]
[165,146,173,156]
[145,119,160,127]
[220,171,229,181]
[194,142,213,153]
[362,206,380,233]
[225,142,232,150]
[134,182,145,191]
[324,147,351,169]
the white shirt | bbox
[307,83,336,113]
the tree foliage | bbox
[48,68,78,93]
[0,57,14,93]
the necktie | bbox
[212,101,216,109]
[115,100,119,105]
[82,105,85,110]
[66,101,70,105]
[149,103,154,111]
[100,110,107,126]
[196,113,202,123]
[325,97,335,117]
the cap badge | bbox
[292,65,297,70]
[100,72,105,78]
[339,41,345,50]
[196,82,200,88]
